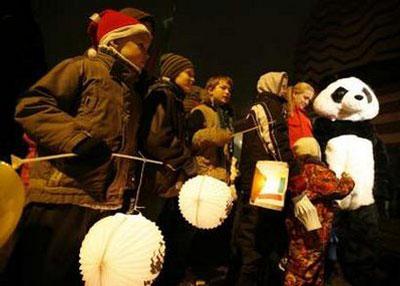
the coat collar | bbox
[95,46,141,88]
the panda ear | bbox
[362,87,373,103]
[331,87,348,103]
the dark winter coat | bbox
[237,92,293,193]
[138,78,197,220]
[15,47,142,209]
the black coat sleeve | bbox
[140,90,197,176]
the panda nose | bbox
[354,95,363,101]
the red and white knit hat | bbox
[87,9,151,57]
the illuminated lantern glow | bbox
[179,175,234,229]
[250,160,289,211]
[79,213,165,286]
[0,161,25,247]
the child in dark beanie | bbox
[138,52,198,285]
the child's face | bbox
[294,90,314,110]
[117,32,152,70]
[209,80,232,105]
[175,68,195,94]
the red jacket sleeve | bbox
[289,163,354,201]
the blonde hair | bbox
[286,82,315,117]
[293,137,321,159]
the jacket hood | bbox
[256,72,287,95]
[119,7,156,36]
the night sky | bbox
[29,0,316,110]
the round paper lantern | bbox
[178,175,234,229]
[0,161,25,247]
[79,213,165,286]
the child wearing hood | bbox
[231,72,294,285]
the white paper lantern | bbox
[79,213,165,286]
[178,175,234,229]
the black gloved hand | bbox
[72,137,111,167]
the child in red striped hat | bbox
[87,9,152,71]
[6,9,153,286]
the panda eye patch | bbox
[331,87,348,103]
[362,87,373,103]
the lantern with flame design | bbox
[250,160,289,211]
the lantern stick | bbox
[112,153,163,165]
[232,119,276,137]
[11,152,163,170]
[232,125,259,137]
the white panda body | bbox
[313,77,380,211]
[325,135,375,210]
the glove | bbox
[215,129,233,146]
[72,137,111,167]
[292,193,321,231]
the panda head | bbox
[313,77,379,121]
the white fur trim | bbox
[313,77,379,121]
[87,48,97,58]
[89,13,101,23]
[97,45,141,73]
[325,135,375,210]
[99,24,151,46]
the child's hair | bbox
[293,82,314,96]
[205,76,233,92]
[293,137,321,159]
[286,82,315,117]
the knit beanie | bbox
[160,53,194,80]
[87,9,151,57]
[293,137,321,159]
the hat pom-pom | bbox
[87,47,97,58]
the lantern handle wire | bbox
[127,151,148,214]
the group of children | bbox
[2,6,362,286]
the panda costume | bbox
[313,77,384,285]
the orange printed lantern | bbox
[250,161,289,211]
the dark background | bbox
[30,0,316,106]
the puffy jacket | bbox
[188,103,233,182]
[137,78,197,220]
[15,47,142,209]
